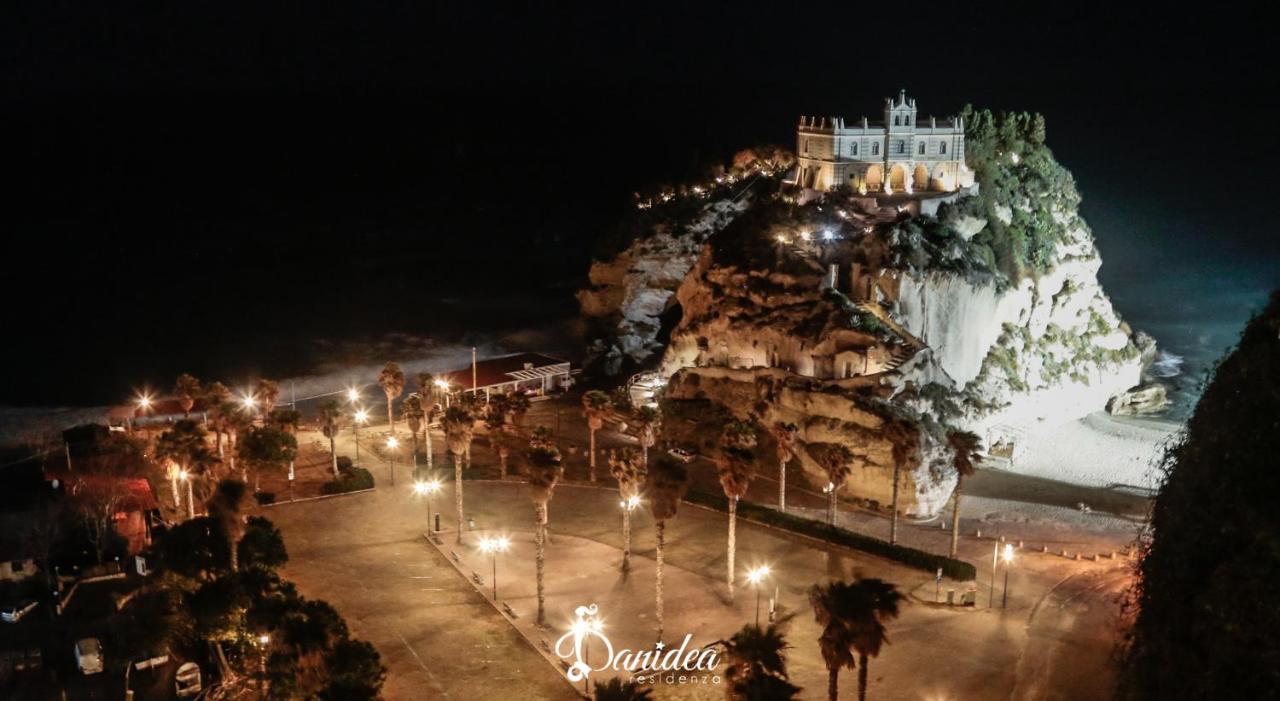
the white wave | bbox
[1148,351,1185,378]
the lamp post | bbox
[256,633,270,699]
[241,392,258,416]
[179,469,194,520]
[346,387,360,404]
[386,436,399,486]
[478,536,510,601]
[745,565,772,627]
[620,495,640,572]
[569,612,604,694]
[413,479,442,532]
[353,409,368,467]
[1001,543,1014,609]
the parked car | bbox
[667,447,696,463]
[1,600,38,623]
[75,638,103,675]
[175,661,202,697]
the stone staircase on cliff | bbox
[855,299,928,372]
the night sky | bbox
[3,2,1277,405]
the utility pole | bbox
[472,347,478,395]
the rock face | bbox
[584,110,1154,518]
[578,199,749,375]
[1107,383,1170,416]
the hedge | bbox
[684,490,977,581]
[321,467,375,495]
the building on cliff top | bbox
[794,90,973,194]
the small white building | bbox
[438,353,572,402]
[795,90,973,194]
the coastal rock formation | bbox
[584,110,1152,517]
[1107,384,1170,416]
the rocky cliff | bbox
[581,112,1153,518]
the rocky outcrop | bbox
[578,199,749,375]
[1106,383,1170,416]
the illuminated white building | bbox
[794,90,972,193]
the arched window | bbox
[851,143,858,156]
[872,142,879,155]
[893,115,900,126]
[940,142,947,155]
[918,142,926,155]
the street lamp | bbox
[386,436,399,486]
[346,387,360,403]
[619,495,641,572]
[477,536,510,601]
[569,612,605,694]
[353,408,368,467]
[413,479,443,532]
[240,392,258,413]
[178,469,194,520]
[1001,543,1015,609]
[435,379,451,407]
[255,634,270,698]
[745,565,772,626]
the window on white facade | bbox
[919,142,926,155]
[851,143,858,156]
[897,141,905,154]
[803,139,809,154]
[893,116,899,126]
[940,142,947,154]
[872,142,879,155]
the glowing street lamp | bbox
[240,392,258,413]
[434,379,451,407]
[346,387,360,403]
[413,479,443,533]
[477,536,510,601]
[135,393,153,412]
[352,408,368,467]
[745,565,772,626]
[385,436,399,486]
[1001,543,1015,609]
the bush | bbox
[254,492,276,505]
[336,456,354,472]
[684,490,977,581]
[321,467,375,495]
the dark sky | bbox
[2,2,1278,405]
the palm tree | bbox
[155,420,212,511]
[318,400,343,477]
[718,621,802,701]
[253,379,280,418]
[484,394,511,477]
[268,408,301,493]
[504,391,531,429]
[525,444,563,626]
[633,406,659,467]
[443,404,475,544]
[717,420,757,601]
[881,419,918,545]
[581,390,611,481]
[648,455,690,639]
[174,373,202,417]
[403,395,425,470]
[814,444,855,526]
[223,407,254,481]
[773,422,799,513]
[237,425,297,494]
[608,448,647,573]
[416,373,437,468]
[592,678,653,701]
[810,578,904,701]
[204,382,232,456]
[946,430,982,558]
[206,478,249,571]
[378,362,406,433]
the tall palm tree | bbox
[268,407,301,491]
[378,362,406,433]
[718,621,802,701]
[443,404,475,544]
[648,455,690,640]
[633,406,659,467]
[810,578,904,701]
[204,382,232,456]
[525,444,563,626]
[581,390,611,482]
[946,430,982,558]
[773,422,799,513]
[504,391,531,429]
[403,395,425,470]
[206,478,249,571]
[608,448,647,573]
[416,373,437,468]
[155,420,212,511]
[592,678,653,701]
[174,373,202,417]
[237,424,297,494]
[881,419,918,545]
[814,444,855,526]
[223,407,254,481]
[484,394,511,477]
[317,400,343,477]
[253,379,280,419]
[717,420,757,601]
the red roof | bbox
[438,353,569,391]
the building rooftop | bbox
[438,352,570,392]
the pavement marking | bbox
[397,632,451,699]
